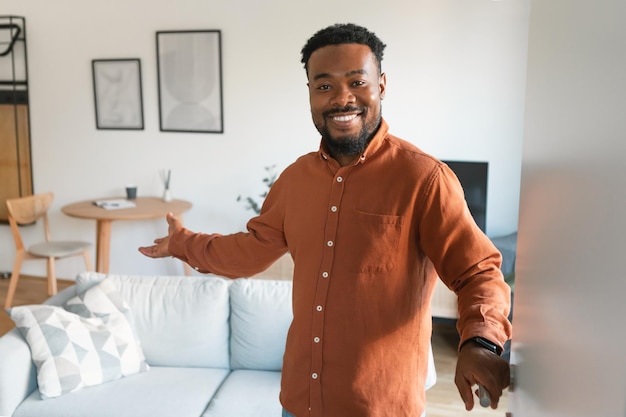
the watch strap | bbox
[462,336,502,356]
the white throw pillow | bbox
[8,278,148,399]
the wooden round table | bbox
[62,196,192,274]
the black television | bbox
[441,160,488,232]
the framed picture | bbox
[92,59,144,130]
[156,30,224,133]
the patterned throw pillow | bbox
[8,278,149,399]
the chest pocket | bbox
[341,210,403,274]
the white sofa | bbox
[0,273,436,417]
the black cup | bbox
[126,185,137,200]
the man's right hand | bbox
[138,212,182,258]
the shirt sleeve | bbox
[419,163,512,351]
[168,178,289,278]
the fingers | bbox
[166,212,182,232]
[138,246,158,258]
[457,378,501,410]
[462,388,475,410]
[455,375,475,410]
[482,358,509,409]
[139,214,178,258]
[474,372,502,408]
[138,237,170,258]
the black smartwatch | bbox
[462,337,502,356]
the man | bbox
[140,23,512,417]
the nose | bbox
[330,85,355,107]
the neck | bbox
[333,153,360,167]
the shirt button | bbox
[312,373,318,379]
[331,206,338,212]
[336,176,343,183]
[322,272,329,278]
[316,305,323,312]
[327,241,333,247]
[314,337,320,343]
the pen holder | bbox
[163,188,172,202]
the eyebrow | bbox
[312,69,368,81]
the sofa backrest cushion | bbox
[229,278,293,371]
[76,273,231,369]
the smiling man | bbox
[305,40,385,166]
[139,23,512,417]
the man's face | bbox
[306,44,386,159]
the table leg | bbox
[95,219,112,273]
[172,213,192,276]
[183,261,193,276]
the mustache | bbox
[323,106,363,118]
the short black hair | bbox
[300,23,386,74]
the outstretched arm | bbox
[138,209,287,278]
[138,212,182,258]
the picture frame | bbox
[156,30,224,133]
[92,59,144,130]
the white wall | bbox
[0,0,529,278]
[510,1,626,415]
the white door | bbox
[509,1,626,416]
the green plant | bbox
[237,165,278,215]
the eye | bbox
[316,84,331,91]
[352,80,366,87]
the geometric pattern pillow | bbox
[8,278,149,399]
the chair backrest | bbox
[6,192,54,251]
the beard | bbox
[316,106,382,158]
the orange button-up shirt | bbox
[169,119,512,417]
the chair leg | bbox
[4,254,24,309]
[83,250,93,272]
[47,257,57,296]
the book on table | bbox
[92,199,136,210]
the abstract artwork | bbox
[156,30,224,133]
[92,59,144,130]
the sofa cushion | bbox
[229,278,292,371]
[13,366,230,417]
[201,370,282,417]
[8,278,148,399]
[76,273,231,368]
[491,232,517,277]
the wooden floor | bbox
[0,276,508,417]
[0,275,75,339]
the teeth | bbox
[333,114,358,122]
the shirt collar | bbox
[318,118,390,165]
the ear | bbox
[379,73,387,99]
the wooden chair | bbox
[4,192,93,308]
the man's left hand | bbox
[455,342,510,410]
